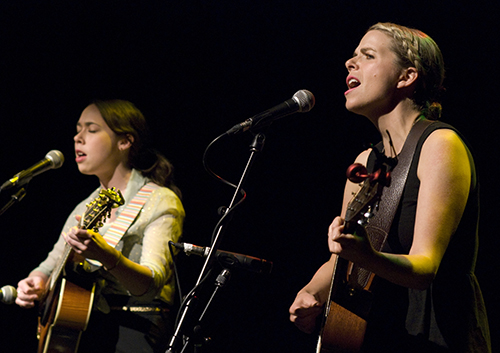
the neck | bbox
[99,165,133,193]
[372,105,422,157]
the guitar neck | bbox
[47,212,91,293]
[47,243,74,293]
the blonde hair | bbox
[369,22,445,120]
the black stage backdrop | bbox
[0,1,498,352]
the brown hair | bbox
[93,99,181,198]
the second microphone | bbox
[171,242,273,274]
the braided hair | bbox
[369,23,445,120]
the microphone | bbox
[0,285,17,304]
[171,242,273,274]
[1,150,65,191]
[226,89,315,135]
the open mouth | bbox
[347,77,361,89]
[75,150,87,162]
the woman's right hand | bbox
[289,290,323,334]
[16,274,47,309]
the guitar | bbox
[317,163,390,353]
[37,188,124,353]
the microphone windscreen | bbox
[293,90,315,112]
[46,150,65,169]
[1,285,17,304]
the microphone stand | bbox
[0,187,27,216]
[188,268,232,353]
[166,132,267,353]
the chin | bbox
[345,97,359,112]
[345,104,362,116]
[77,166,92,176]
[345,100,370,117]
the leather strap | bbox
[350,118,435,289]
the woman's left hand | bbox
[64,216,111,261]
[328,216,375,265]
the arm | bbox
[329,130,471,289]
[65,227,154,296]
[65,188,184,299]
[16,223,71,309]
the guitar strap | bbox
[350,117,435,289]
[86,182,159,267]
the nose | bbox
[345,56,358,72]
[74,130,83,143]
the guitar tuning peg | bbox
[363,211,374,219]
[346,163,369,183]
[363,205,376,220]
[357,217,370,227]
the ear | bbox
[397,67,418,89]
[118,134,134,151]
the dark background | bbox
[0,1,497,352]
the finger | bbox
[17,288,39,302]
[63,229,78,243]
[15,298,34,308]
[329,225,343,242]
[332,216,343,226]
[76,229,94,240]
[17,280,35,293]
[17,296,37,308]
[329,217,344,235]
[64,234,84,253]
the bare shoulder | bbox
[423,128,465,149]
[418,128,471,183]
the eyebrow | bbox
[352,47,377,57]
[76,121,101,129]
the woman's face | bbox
[74,104,124,178]
[344,30,404,118]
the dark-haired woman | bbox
[16,100,185,353]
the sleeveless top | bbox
[362,122,491,352]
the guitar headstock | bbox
[344,163,390,233]
[81,187,125,232]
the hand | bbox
[16,275,46,308]
[328,216,374,265]
[289,291,323,334]
[64,216,112,262]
